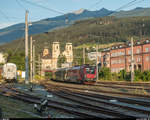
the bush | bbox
[99,67,112,80]
[112,72,119,81]
[118,70,126,81]
[141,71,150,81]
[98,67,150,82]
[134,70,142,81]
[45,72,53,80]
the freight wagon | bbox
[2,63,17,82]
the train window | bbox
[86,67,96,74]
[90,69,95,74]
[86,68,90,74]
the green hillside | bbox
[1,16,150,55]
[113,8,150,18]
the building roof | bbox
[53,42,59,44]
[42,54,52,59]
[102,39,150,52]
[66,43,72,45]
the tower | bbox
[52,42,60,69]
[42,42,49,57]
[64,43,73,63]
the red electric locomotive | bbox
[53,64,97,84]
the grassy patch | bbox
[0,95,40,118]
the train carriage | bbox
[53,64,97,84]
[66,66,83,83]
[55,68,67,81]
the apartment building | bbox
[101,40,150,73]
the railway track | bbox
[0,86,105,118]
[43,84,150,115]
[94,83,150,92]
[47,80,150,94]
[45,81,150,98]
[97,81,150,87]
[48,90,135,118]
[8,86,134,118]
[0,84,133,118]
[1,82,150,118]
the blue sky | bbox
[0,0,149,29]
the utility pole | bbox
[30,36,33,86]
[83,45,85,65]
[33,42,35,82]
[131,37,134,82]
[142,18,145,39]
[96,45,99,81]
[38,54,41,80]
[25,10,29,84]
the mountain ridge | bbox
[0,7,150,44]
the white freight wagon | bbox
[2,63,17,82]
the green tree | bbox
[7,51,25,70]
[134,70,142,81]
[45,72,53,80]
[118,69,127,81]
[99,67,112,80]
[57,54,66,68]
[141,71,150,81]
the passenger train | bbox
[52,64,97,84]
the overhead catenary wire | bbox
[109,0,145,16]
[16,0,27,11]
[0,9,11,22]
[0,7,23,23]
[88,0,103,10]
[115,0,137,11]
[20,0,65,15]
[11,32,25,56]
[7,31,25,63]
[124,0,145,9]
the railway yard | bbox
[0,80,150,118]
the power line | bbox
[109,0,144,16]
[20,0,65,15]
[0,7,23,22]
[12,35,25,56]
[16,0,27,11]
[88,0,103,10]
[0,9,11,22]
[115,0,137,11]
[9,31,25,58]
[124,0,145,9]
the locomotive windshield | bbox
[85,66,96,74]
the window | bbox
[128,58,131,62]
[85,67,95,74]
[137,48,140,54]
[128,50,131,55]
[111,53,115,57]
[145,47,149,52]
[137,57,141,62]
[86,68,90,73]
[146,56,150,62]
